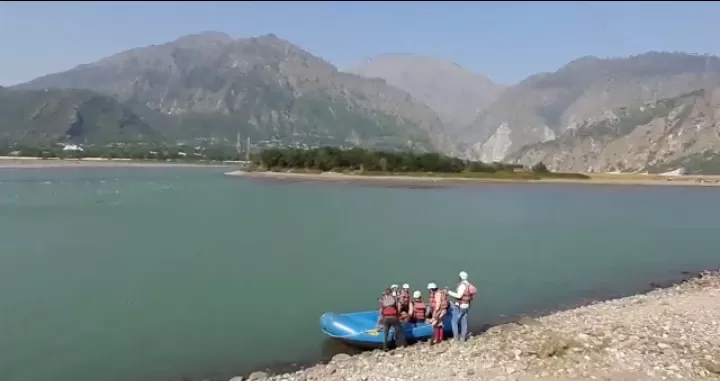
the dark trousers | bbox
[381,316,406,351]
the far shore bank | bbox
[0,156,236,169]
[226,169,720,188]
[225,269,720,381]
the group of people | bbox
[376,271,477,351]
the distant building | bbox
[659,168,686,176]
[62,144,84,152]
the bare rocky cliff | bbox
[508,86,720,174]
[466,52,720,162]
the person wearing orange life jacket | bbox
[376,288,406,351]
[446,271,477,342]
[409,290,426,323]
[426,282,448,344]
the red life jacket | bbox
[379,300,399,317]
[399,289,411,306]
[460,280,476,304]
[412,300,426,321]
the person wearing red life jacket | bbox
[426,282,448,344]
[376,288,406,351]
[446,271,477,342]
[409,290,426,324]
[398,283,411,313]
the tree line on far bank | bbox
[253,146,554,174]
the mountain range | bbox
[4,31,720,173]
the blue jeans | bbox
[450,304,469,341]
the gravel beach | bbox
[230,271,720,381]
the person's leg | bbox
[450,304,460,340]
[394,318,406,347]
[382,318,390,351]
[459,307,469,341]
[435,310,446,343]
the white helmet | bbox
[427,282,437,290]
[390,284,398,289]
[459,271,468,280]
[402,283,410,289]
[412,290,422,299]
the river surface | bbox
[0,167,718,381]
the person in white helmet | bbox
[398,283,411,316]
[390,284,399,297]
[409,290,427,324]
[376,287,406,351]
[446,271,477,342]
[426,282,448,344]
[380,284,400,305]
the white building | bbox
[62,144,84,152]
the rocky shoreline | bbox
[224,270,720,381]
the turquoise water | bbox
[0,167,718,381]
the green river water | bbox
[0,167,718,381]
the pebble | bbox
[332,353,351,362]
[248,371,269,380]
[224,272,720,381]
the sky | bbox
[1,1,719,87]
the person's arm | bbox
[447,283,467,299]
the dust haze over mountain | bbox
[346,54,505,140]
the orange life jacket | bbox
[412,300,426,321]
[429,290,448,312]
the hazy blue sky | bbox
[1,1,719,86]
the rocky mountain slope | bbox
[0,87,160,145]
[508,86,720,174]
[465,52,720,162]
[14,32,455,153]
[346,54,504,140]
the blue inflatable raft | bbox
[320,310,454,347]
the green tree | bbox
[532,162,550,173]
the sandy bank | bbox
[232,271,720,381]
[226,170,720,188]
[0,157,235,169]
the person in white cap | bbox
[446,271,477,342]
